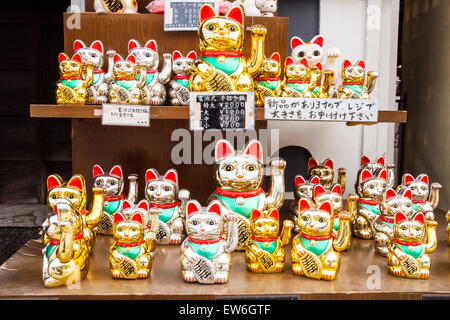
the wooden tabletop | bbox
[0,206,448,299]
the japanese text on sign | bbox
[164,0,218,31]
[102,104,150,127]
[190,92,255,130]
[264,98,378,122]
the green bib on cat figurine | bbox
[188,240,220,261]
[202,56,241,75]
[344,84,364,95]
[116,244,142,260]
[287,82,307,93]
[252,239,277,254]
[176,78,189,89]
[61,79,82,90]
[216,193,261,220]
[104,199,123,215]
[158,207,176,224]
[333,217,340,231]
[396,243,424,259]
[137,71,156,86]
[45,244,57,258]
[116,79,135,90]
[299,236,331,256]
[360,202,381,216]
[258,80,280,91]
[312,85,321,95]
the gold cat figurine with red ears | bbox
[254,52,282,107]
[280,57,317,98]
[337,59,378,99]
[307,157,346,193]
[291,175,320,233]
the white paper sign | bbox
[101,104,150,127]
[164,0,218,31]
[264,98,378,122]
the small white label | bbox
[101,104,150,127]
[264,98,378,122]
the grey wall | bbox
[402,0,449,210]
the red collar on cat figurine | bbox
[216,187,263,198]
[115,239,145,247]
[188,236,223,244]
[137,69,158,74]
[149,200,179,209]
[48,230,84,246]
[393,239,422,246]
[83,69,104,74]
[256,77,281,81]
[358,198,380,205]
[285,80,308,84]
[250,235,278,242]
[380,215,394,224]
[60,76,82,80]
[200,50,243,58]
[342,81,364,85]
[115,77,136,81]
[300,232,333,241]
[412,199,427,204]
[104,194,125,202]
[174,76,191,80]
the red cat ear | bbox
[378,169,387,181]
[163,169,178,185]
[310,176,320,185]
[318,201,332,216]
[384,188,397,201]
[299,198,312,213]
[323,158,334,170]
[113,212,125,225]
[251,209,262,221]
[402,173,415,185]
[73,40,86,52]
[93,164,104,178]
[215,139,235,162]
[285,57,295,66]
[299,58,309,68]
[126,55,136,64]
[128,39,140,52]
[187,200,201,216]
[376,156,385,166]
[131,213,143,225]
[331,184,342,196]
[137,200,149,212]
[72,53,83,64]
[47,174,63,191]
[315,63,322,71]
[311,35,324,47]
[122,200,133,211]
[207,201,221,216]
[343,60,352,69]
[172,50,182,61]
[413,212,425,225]
[357,60,365,69]
[313,185,327,199]
[394,212,407,224]
[402,188,412,201]
[109,165,123,179]
[90,40,103,54]
[360,169,373,182]
[308,157,318,169]
[145,40,157,52]
[244,140,263,162]
[199,4,217,24]
[113,54,123,64]
[290,36,304,49]
[418,174,429,185]
[294,175,305,187]
[361,155,371,166]
[269,209,279,221]
[145,169,159,183]
[68,175,85,191]
[187,51,197,60]
[270,52,280,63]
[226,6,244,25]
[58,53,69,63]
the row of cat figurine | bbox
[41,139,448,287]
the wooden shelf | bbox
[30,104,406,124]
[0,205,447,300]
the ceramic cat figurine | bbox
[245,208,293,273]
[56,53,93,104]
[312,184,357,251]
[387,211,437,279]
[355,155,395,195]
[168,50,197,105]
[352,169,387,239]
[307,157,346,193]
[92,164,138,234]
[337,60,378,99]
[109,204,153,279]
[235,0,262,16]
[374,188,414,257]
[256,0,277,16]
[145,168,190,245]
[106,51,149,104]
[291,198,351,280]
[291,175,320,233]
[280,57,317,98]
[213,139,286,250]
[127,39,172,105]
[181,200,238,284]
[254,52,282,107]
[73,40,109,104]
[190,5,266,92]
[94,0,138,13]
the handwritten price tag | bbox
[102,104,150,127]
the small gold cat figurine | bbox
[291,175,320,233]
[56,53,93,104]
[307,157,346,193]
[280,57,317,98]
[387,211,437,279]
[109,207,153,279]
[337,60,378,99]
[310,63,334,98]
[355,155,396,194]
[291,198,351,280]
[254,52,282,107]
[245,209,293,273]
[190,5,266,92]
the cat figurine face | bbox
[381,187,414,219]
[93,165,124,198]
[172,50,197,77]
[259,53,281,77]
[394,212,425,244]
[215,139,263,191]
[47,174,86,213]
[290,35,324,66]
[145,169,179,204]
[285,57,310,81]
[402,174,429,202]
[297,198,333,236]
[341,60,365,83]
[186,200,224,240]
[361,155,386,175]
[73,40,104,70]
[58,53,83,78]
[313,184,343,214]
[128,39,159,69]
[294,175,320,200]
[113,209,144,244]
[198,5,244,52]
[113,54,137,78]
[250,209,279,238]
[307,158,334,188]
[359,169,388,200]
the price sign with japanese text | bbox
[102,104,150,127]
[164,0,218,31]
